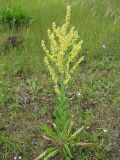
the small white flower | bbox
[103,129,107,133]
[19,156,22,160]
[77,92,81,96]
[76,91,81,98]
[14,157,17,160]
[102,44,106,49]
[52,123,56,128]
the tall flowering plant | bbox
[35,6,94,160]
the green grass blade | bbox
[64,144,73,158]
[76,142,95,147]
[44,148,59,160]
[35,147,57,160]
[40,124,60,142]
[68,126,84,141]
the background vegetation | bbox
[0,0,120,159]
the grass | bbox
[0,0,120,159]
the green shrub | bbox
[0,6,33,30]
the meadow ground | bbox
[0,0,120,159]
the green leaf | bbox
[68,126,84,141]
[64,144,73,158]
[64,148,71,160]
[66,121,74,139]
[40,124,60,142]
[44,148,59,160]
[35,147,57,160]
[54,98,70,133]
[76,142,95,147]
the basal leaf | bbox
[76,142,95,147]
[40,124,60,142]
[35,147,57,160]
[64,144,73,158]
[68,126,84,141]
[44,148,59,160]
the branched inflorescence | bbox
[42,6,84,95]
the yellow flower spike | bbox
[52,22,56,31]
[70,56,84,74]
[41,40,49,56]
[65,5,71,27]
[41,6,84,95]
[54,85,60,95]
[64,74,71,85]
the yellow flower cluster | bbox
[42,6,84,95]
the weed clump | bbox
[0,6,33,30]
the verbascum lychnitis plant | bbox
[35,6,94,160]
